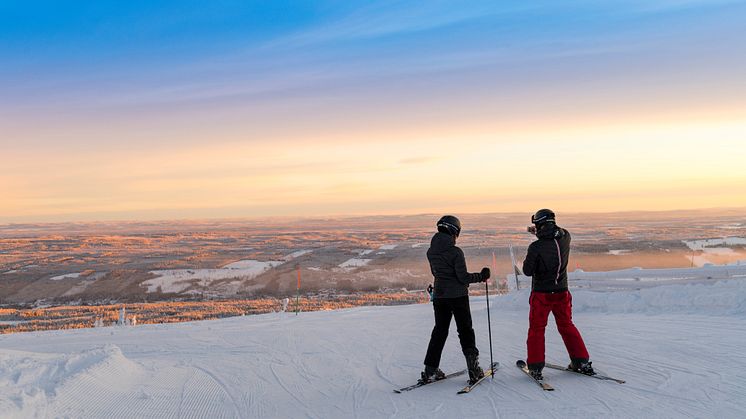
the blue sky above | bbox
[2,0,745,147]
[1,0,745,221]
[3,1,744,105]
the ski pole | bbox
[296,265,301,315]
[485,279,494,378]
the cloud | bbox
[10,0,743,115]
[625,0,745,13]
[266,1,527,48]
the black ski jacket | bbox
[426,232,484,299]
[522,225,571,293]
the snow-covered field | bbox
[510,264,746,292]
[49,273,82,281]
[338,249,375,270]
[684,237,746,250]
[338,245,400,270]
[142,251,317,294]
[1,276,745,418]
[338,258,372,269]
[143,260,286,294]
[144,265,274,294]
[607,249,632,256]
[283,250,313,260]
[683,237,746,267]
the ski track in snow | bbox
[1,282,746,418]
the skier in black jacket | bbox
[522,209,593,380]
[422,215,491,385]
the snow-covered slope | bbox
[510,263,746,292]
[1,280,746,418]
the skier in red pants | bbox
[522,209,593,380]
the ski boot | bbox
[569,359,595,375]
[465,350,484,385]
[420,365,446,383]
[528,367,544,381]
[527,361,545,380]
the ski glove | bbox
[480,267,491,281]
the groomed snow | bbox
[1,279,745,418]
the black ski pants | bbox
[424,296,478,368]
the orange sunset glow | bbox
[2,1,745,222]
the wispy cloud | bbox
[265,1,529,48]
[398,156,438,165]
[3,0,746,221]
[6,0,743,114]
[623,0,745,13]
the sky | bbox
[1,0,746,223]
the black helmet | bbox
[531,209,556,225]
[437,215,461,237]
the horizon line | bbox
[2,205,746,228]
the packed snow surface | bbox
[1,279,745,418]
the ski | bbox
[393,369,467,393]
[457,362,499,394]
[544,363,625,384]
[516,360,554,391]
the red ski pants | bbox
[526,291,589,366]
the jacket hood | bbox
[537,224,565,240]
[430,231,455,251]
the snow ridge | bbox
[499,280,746,316]
[0,345,143,417]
